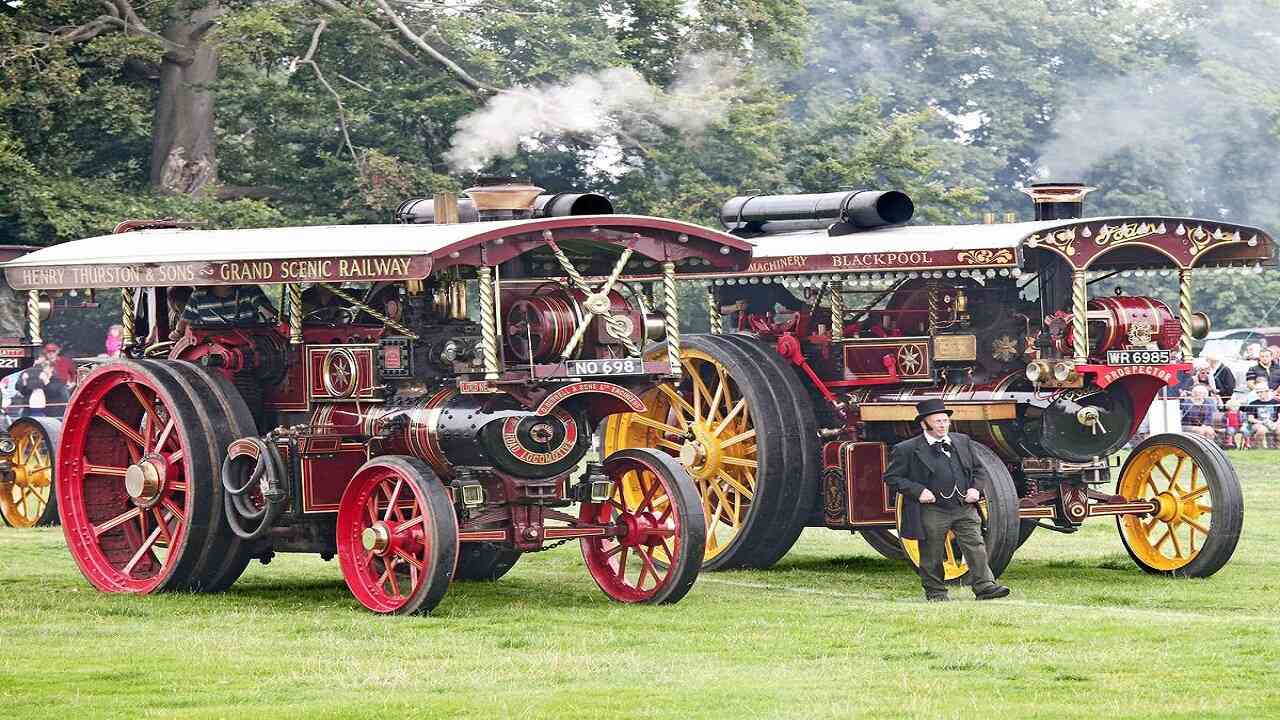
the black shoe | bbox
[925,594,950,602]
[974,584,1010,600]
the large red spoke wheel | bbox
[57,363,218,593]
[337,456,458,615]
[580,448,705,604]
[0,418,61,528]
[138,360,259,592]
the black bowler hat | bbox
[914,398,953,424]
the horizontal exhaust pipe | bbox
[720,189,914,234]
[395,192,614,224]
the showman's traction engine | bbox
[606,182,1267,582]
[7,180,752,614]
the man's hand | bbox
[919,488,936,504]
[964,488,981,504]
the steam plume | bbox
[445,53,738,171]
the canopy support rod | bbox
[26,291,41,346]
[121,289,135,347]
[829,281,845,343]
[288,283,303,345]
[663,261,680,379]
[706,286,721,334]
[1072,269,1088,361]
[1178,269,1193,359]
[478,266,500,380]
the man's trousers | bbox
[918,502,997,598]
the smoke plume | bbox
[1034,1,1280,213]
[445,53,739,171]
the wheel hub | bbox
[618,511,662,547]
[362,522,392,555]
[1154,491,1179,522]
[124,455,167,507]
[678,422,723,481]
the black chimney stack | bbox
[1019,181,1096,221]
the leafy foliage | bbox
[0,0,1278,330]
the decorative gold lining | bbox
[858,402,1017,422]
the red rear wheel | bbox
[337,456,458,615]
[57,363,217,593]
[580,448,705,604]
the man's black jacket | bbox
[1247,362,1280,390]
[1209,363,1236,401]
[883,432,990,540]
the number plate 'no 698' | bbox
[566,358,642,376]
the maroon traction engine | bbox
[606,183,1270,581]
[3,183,752,614]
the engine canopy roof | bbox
[737,216,1274,277]
[2,215,752,291]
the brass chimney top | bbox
[464,178,545,212]
[1019,181,1097,221]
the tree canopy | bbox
[2,0,1279,325]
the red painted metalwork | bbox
[56,365,202,593]
[580,452,686,603]
[335,457,458,614]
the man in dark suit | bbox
[1202,350,1236,402]
[884,398,1011,602]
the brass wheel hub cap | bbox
[124,455,167,507]
[679,422,723,481]
[362,522,391,555]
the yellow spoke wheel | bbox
[0,418,60,528]
[603,334,815,570]
[1116,433,1242,577]
[893,440,1021,583]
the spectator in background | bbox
[1246,347,1280,389]
[1245,342,1262,362]
[1223,399,1247,449]
[15,363,68,418]
[40,344,76,386]
[1203,350,1236,403]
[1180,384,1219,441]
[1177,356,1208,394]
[1238,377,1261,406]
[105,324,124,357]
[1247,386,1280,449]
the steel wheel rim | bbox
[337,465,435,613]
[604,349,756,562]
[1,423,53,527]
[57,367,195,593]
[580,455,683,602]
[1117,445,1211,571]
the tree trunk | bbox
[150,1,223,195]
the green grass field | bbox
[3,451,1278,719]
